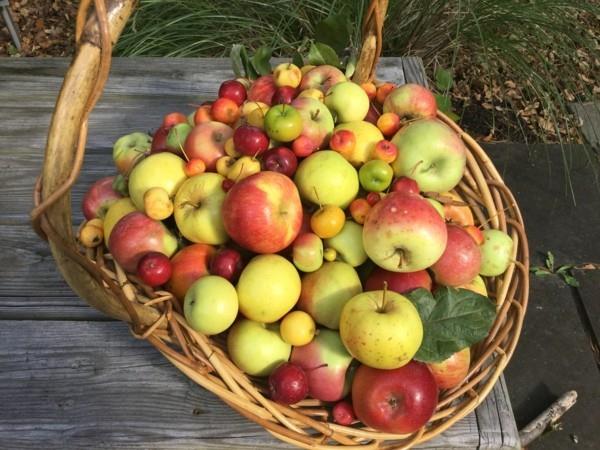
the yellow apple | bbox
[298,88,325,102]
[340,290,423,369]
[458,275,488,296]
[334,121,384,166]
[236,254,301,323]
[174,172,228,245]
[273,62,302,88]
[128,152,187,211]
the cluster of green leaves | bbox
[406,287,497,363]
[531,251,580,287]
[433,67,459,122]
[230,13,357,80]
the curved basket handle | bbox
[31,0,161,328]
[352,0,389,84]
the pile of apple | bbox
[79,62,515,434]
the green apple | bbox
[128,152,187,211]
[293,233,324,273]
[297,261,362,329]
[166,122,192,152]
[112,131,152,175]
[359,160,394,192]
[236,254,301,323]
[334,121,383,166]
[227,319,291,376]
[294,150,359,208]
[340,290,423,369]
[325,221,368,267]
[324,81,369,123]
[391,119,467,193]
[184,275,238,335]
[480,229,514,276]
[426,198,445,218]
[174,172,228,245]
[102,197,137,246]
[264,104,303,142]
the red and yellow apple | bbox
[184,121,233,171]
[167,243,215,301]
[431,224,482,286]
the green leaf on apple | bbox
[314,13,350,55]
[434,67,454,92]
[307,42,341,68]
[407,287,497,363]
[251,46,273,76]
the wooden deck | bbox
[0,56,598,449]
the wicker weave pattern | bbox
[32,1,529,448]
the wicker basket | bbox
[31,0,530,448]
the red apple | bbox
[219,79,247,106]
[221,178,235,192]
[383,83,437,120]
[209,248,244,282]
[377,112,402,137]
[82,176,123,220]
[137,252,172,287]
[211,97,240,125]
[299,65,346,93]
[108,212,178,273]
[371,139,398,163]
[268,362,309,405]
[184,121,233,171]
[222,171,303,254]
[184,158,206,177]
[366,192,381,206]
[360,82,377,101]
[427,348,470,390]
[376,82,397,104]
[330,129,356,160]
[290,329,353,402]
[167,243,215,300]
[162,112,188,128]
[233,125,269,156]
[262,146,298,177]
[365,102,381,125]
[352,361,438,434]
[333,400,356,426]
[365,267,432,294]
[391,176,420,195]
[431,224,482,287]
[363,191,447,272]
[348,198,371,225]
[193,105,213,124]
[151,125,170,153]
[272,86,298,105]
[248,75,277,105]
[291,135,318,158]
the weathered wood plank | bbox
[402,56,428,87]
[0,320,505,450]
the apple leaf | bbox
[251,46,273,77]
[314,13,350,55]
[407,287,497,363]
[230,44,258,79]
[307,42,341,68]
[435,67,454,92]
[292,51,304,68]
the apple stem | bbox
[234,162,246,182]
[312,186,323,209]
[409,160,424,176]
[305,363,328,373]
[381,281,388,312]
[311,109,321,121]
[397,248,406,270]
